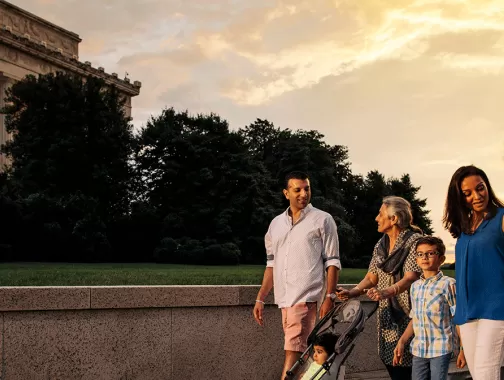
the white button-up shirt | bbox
[265,204,341,308]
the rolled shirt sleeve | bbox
[265,224,274,268]
[446,280,457,317]
[321,216,341,270]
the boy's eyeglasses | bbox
[415,251,439,259]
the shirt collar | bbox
[420,270,443,283]
[285,203,313,219]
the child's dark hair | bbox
[313,333,337,356]
[415,236,446,256]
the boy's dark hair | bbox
[415,236,446,256]
[313,332,337,356]
[284,171,309,189]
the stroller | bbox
[284,299,378,380]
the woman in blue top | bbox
[443,165,504,380]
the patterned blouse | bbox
[368,229,422,367]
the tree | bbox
[0,75,434,266]
[386,174,433,234]
[1,72,135,260]
[239,120,359,265]
[134,108,280,264]
[342,171,387,266]
[343,171,433,267]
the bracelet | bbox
[255,299,265,304]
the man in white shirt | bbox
[253,171,341,380]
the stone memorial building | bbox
[0,0,141,167]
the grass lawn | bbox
[0,263,455,286]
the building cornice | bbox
[0,28,141,97]
[0,0,81,43]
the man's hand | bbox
[319,297,333,318]
[393,341,405,366]
[457,350,466,368]
[253,301,265,326]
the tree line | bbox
[0,72,433,267]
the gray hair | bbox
[382,196,416,230]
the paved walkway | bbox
[346,361,471,380]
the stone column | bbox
[0,75,13,169]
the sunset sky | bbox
[17,0,504,262]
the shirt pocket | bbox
[306,228,322,251]
[424,293,444,316]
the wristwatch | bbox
[326,293,336,300]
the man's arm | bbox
[253,226,274,326]
[257,267,273,301]
[253,267,273,327]
[320,216,341,317]
[321,216,342,271]
[325,265,339,296]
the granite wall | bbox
[0,285,384,379]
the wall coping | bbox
[0,284,369,312]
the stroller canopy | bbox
[308,299,367,355]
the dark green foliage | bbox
[0,72,134,261]
[134,109,280,264]
[342,171,433,267]
[0,74,433,266]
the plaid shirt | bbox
[409,271,457,358]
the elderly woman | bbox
[337,196,422,380]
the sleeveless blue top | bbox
[454,207,504,325]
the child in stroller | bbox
[285,298,378,380]
[299,333,339,380]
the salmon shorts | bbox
[281,302,317,352]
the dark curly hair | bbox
[443,165,504,238]
[312,332,338,356]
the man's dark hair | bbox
[415,236,446,256]
[284,171,309,189]
[312,332,337,356]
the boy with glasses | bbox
[393,236,466,380]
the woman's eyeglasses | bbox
[415,251,439,258]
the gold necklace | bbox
[471,213,485,232]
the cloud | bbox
[215,0,504,105]
[420,160,463,167]
[426,30,503,55]
[10,0,504,251]
[17,0,504,109]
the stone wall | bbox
[0,285,384,380]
